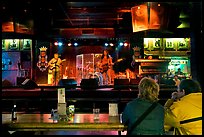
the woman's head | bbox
[101,49,109,59]
[103,49,108,55]
[138,77,160,102]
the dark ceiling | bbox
[2,1,195,39]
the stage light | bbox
[124,42,128,47]
[54,42,58,46]
[68,43,72,46]
[119,42,123,46]
[74,42,78,46]
[110,43,114,46]
[104,43,108,46]
[58,42,63,46]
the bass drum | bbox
[89,72,103,86]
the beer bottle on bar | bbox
[12,104,17,121]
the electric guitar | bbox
[99,58,124,73]
[100,63,109,73]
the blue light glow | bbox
[119,42,123,46]
[58,42,63,46]
[74,43,78,46]
[104,43,108,46]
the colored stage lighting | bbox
[58,42,63,46]
[104,43,108,46]
[110,43,114,46]
[74,42,78,46]
[119,42,123,46]
[124,43,128,47]
[54,42,58,46]
[67,43,72,46]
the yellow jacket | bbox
[164,93,202,135]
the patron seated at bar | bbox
[122,77,165,135]
[164,79,202,135]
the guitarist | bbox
[99,49,113,85]
[48,53,63,86]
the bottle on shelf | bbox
[11,104,17,121]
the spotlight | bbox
[104,43,108,47]
[74,42,78,46]
[68,43,72,46]
[58,42,63,46]
[54,42,58,46]
[119,42,123,46]
[110,43,114,46]
[124,42,128,47]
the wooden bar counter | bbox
[2,113,127,134]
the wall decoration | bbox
[22,39,31,50]
[37,46,49,72]
[153,38,161,49]
[177,38,190,50]
[2,40,5,50]
[9,39,19,50]
[165,38,176,51]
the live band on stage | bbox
[47,53,137,86]
[47,47,143,86]
[46,47,170,87]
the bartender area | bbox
[2,1,202,135]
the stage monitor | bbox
[80,79,99,89]
[21,79,38,89]
[58,79,77,89]
[114,79,130,90]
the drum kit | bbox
[64,60,133,86]
[84,61,103,86]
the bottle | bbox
[12,104,17,121]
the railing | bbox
[2,85,177,113]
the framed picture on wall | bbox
[2,40,6,50]
[152,38,161,50]
[143,38,150,50]
[165,38,175,51]
[177,38,190,51]
[8,39,19,50]
[22,39,31,50]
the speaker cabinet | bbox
[114,79,130,89]
[17,77,27,86]
[80,79,99,89]
[58,79,77,89]
[21,79,38,89]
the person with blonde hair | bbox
[122,77,165,135]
